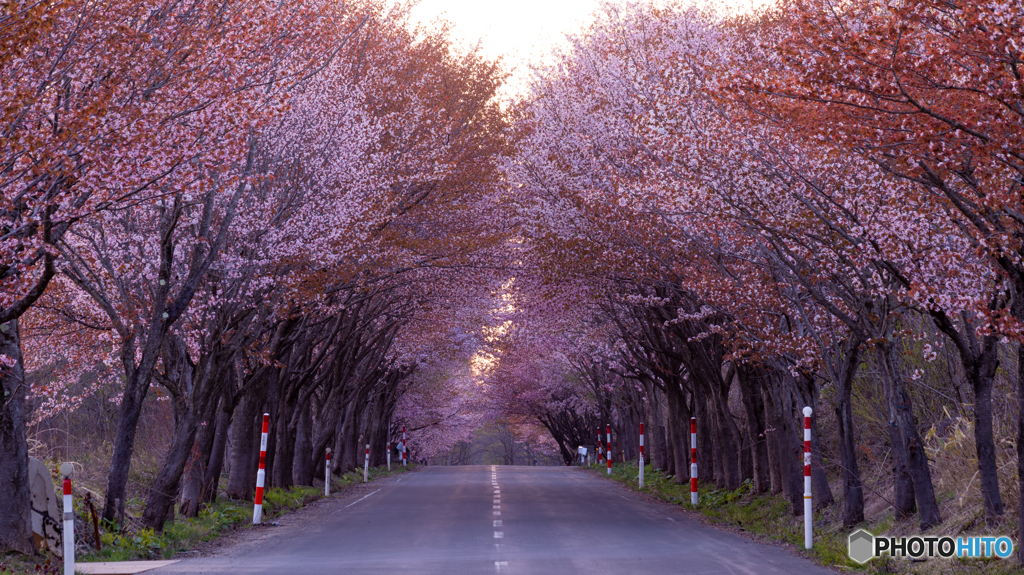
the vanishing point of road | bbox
[151,466,835,574]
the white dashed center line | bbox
[491,467,507,572]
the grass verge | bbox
[594,462,1018,575]
[1,464,413,574]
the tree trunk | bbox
[663,382,688,484]
[102,327,166,525]
[890,422,917,519]
[971,348,1003,525]
[761,381,783,494]
[1017,343,1024,566]
[877,343,941,528]
[226,393,259,500]
[141,398,198,530]
[202,399,232,504]
[271,395,295,490]
[835,339,865,526]
[0,320,34,554]
[292,404,314,486]
[648,387,666,472]
[766,378,802,514]
[711,382,742,490]
[737,366,770,493]
[180,403,219,517]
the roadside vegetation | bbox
[598,462,1018,575]
[0,465,412,574]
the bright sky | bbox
[407,0,775,97]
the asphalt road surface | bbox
[151,466,836,575]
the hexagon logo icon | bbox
[848,529,875,564]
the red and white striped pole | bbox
[402,426,407,467]
[639,423,645,488]
[597,431,603,467]
[606,424,612,475]
[803,406,813,549]
[386,441,391,471]
[690,417,698,506]
[253,413,269,524]
[324,448,332,496]
[364,444,370,483]
[59,462,74,575]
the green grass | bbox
[69,464,414,565]
[594,462,1021,574]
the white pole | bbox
[803,406,813,549]
[387,442,391,471]
[324,448,332,496]
[364,444,370,483]
[606,425,611,475]
[253,413,269,524]
[690,417,698,506]
[60,463,74,575]
[639,422,645,489]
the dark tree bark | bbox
[202,398,233,504]
[765,378,802,514]
[834,338,865,526]
[140,401,198,529]
[0,320,33,554]
[292,404,313,486]
[876,343,940,528]
[929,310,1002,524]
[226,393,260,500]
[180,408,218,518]
[1017,343,1024,565]
[760,380,783,495]
[737,365,770,493]
[663,381,689,484]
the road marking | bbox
[494,520,502,526]
[493,499,500,504]
[493,505,501,509]
[493,511,501,515]
[495,561,509,572]
[494,531,504,538]
[345,489,380,508]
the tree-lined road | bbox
[152,467,834,574]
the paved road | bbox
[151,466,835,574]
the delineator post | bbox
[325,448,332,496]
[253,413,269,524]
[364,444,370,483]
[606,424,611,475]
[803,406,813,549]
[690,417,698,506]
[639,422,645,488]
[402,426,407,467]
[60,462,74,575]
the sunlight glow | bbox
[408,0,777,96]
